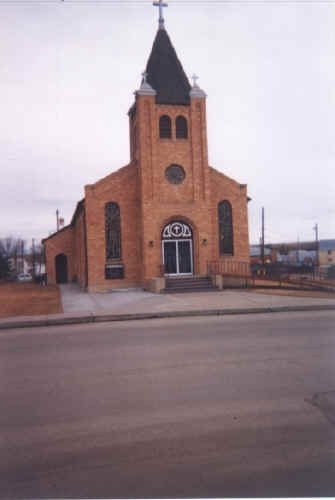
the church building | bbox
[43,2,250,292]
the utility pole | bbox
[261,207,265,266]
[21,239,24,273]
[32,238,35,280]
[14,243,18,275]
[56,209,60,232]
[296,236,300,265]
[313,223,319,274]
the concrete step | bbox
[165,281,213,288]
[166,278,212,284]
[165,276,218,293]
[164,287,219,294]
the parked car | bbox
[17,272,33,282]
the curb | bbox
[0,304,335,330]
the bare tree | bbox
[0,237,26,275]
[0,236,20,258]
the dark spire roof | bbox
[145,28,191,106]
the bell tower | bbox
[129,6,210,199]
[128,1,212,281]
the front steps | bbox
[165,276,218,293]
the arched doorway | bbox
[55,253,68,284]
[162,221,193,275]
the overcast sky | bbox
[0,0,334,246]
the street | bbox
[1,311,335,498]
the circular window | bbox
[165,164,185,185]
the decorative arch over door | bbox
[162,221,193,275]
[55,253,68,284]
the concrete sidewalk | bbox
[0,284,334,330]
[59,284,335,315]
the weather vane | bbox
[153,0,168,30]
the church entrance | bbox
[55,253,68,284]
[162,222,193,276]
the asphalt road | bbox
[1,311,335,498]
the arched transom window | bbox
[159,115,172,138]
[218,201,234,255]
[162,221,192,239]
[176,116,188,139]
[105,202,121,260]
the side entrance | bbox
[162,221,193,276]
[55,253,68,284]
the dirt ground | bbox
[251,288,335,299]
[0,282,63,318]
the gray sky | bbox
[0,0,334,246]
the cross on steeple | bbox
[192,74,199,87]
[153,0,168,30]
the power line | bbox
[0,0,334,3]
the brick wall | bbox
[132,93,249,281]
[44,89,249,290]
[210,168,250,264]
[73,208,87,288]
[44,226,74,284]
[84,163,141,292]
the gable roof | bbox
[41,224,72,244]
[145,28,191,106]
[42,199,85,244]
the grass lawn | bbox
[0,282,63,318]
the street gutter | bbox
[0,304,335,330]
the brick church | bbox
[43,2,250,292]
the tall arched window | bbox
[218,201,234,255]
[159,115,172,138]
[105,202,121,260]
[176,116,188,139]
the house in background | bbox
[250,245,275,265]
[250,241,317,270]
[8,256,30,275]
[250,239,335,278]
[319,239,335,267]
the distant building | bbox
[8,256,30,275]
[250,241,318,267]
[250,245,274,265]
[8,254,45,278]
[250,239,335,273]
[319,239,335,266]
[276,248,317,266]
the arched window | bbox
[218,201,234,255]
[105,202,121,260]
[159,115,172,138]
[176,116,188,139]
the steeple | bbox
[145,28,191,105]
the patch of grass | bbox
[0,282,63,318]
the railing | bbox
[207,260,251,277]
[250,266,335,292]
[206,260,335,292]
